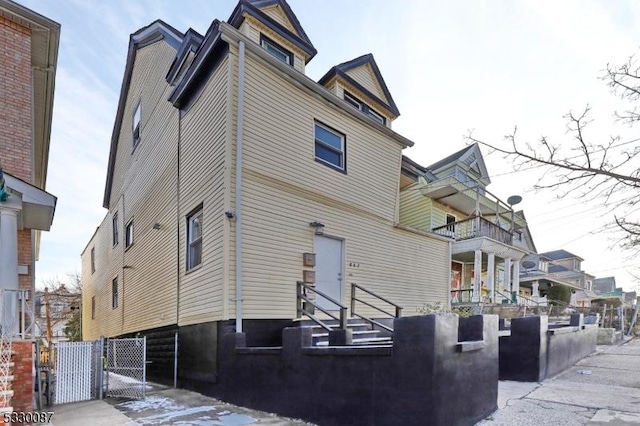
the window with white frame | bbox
[132,102,141,148]
[91,296,96,320]
[187,207,203,270]
[112,212,119,246]
[314,122,345,171]
[125,219,134,248]
[91,247,96,274]
[260,35,293,65]
[343,91,386,125]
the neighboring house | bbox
[399,144,531,305]
[33,286,81,344]
[541,249,597,307]
[594,276,617,294]
[624,291,637,308]
[82,0,450,386]
[0,0,59,337]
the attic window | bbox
[132,102,141,149]
[343,91,386,125]
[260,35,293,66]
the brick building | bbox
[0,0,59,417]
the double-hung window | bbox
[314,122,346,172]
[187,207,203,270]
[260,35,293,65]
[91,296,96,320]
[125,220,134,248]
[132,103,141,149]
[112,277,118,309]
[90,247,96,274]
[343,91,386,125]
[112,212,119,246]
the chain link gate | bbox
[105,337,147,399]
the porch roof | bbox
[3,173,56,231]
[417,177,527,229]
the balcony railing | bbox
[433,216,513,245]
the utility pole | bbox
[44,287,53,346]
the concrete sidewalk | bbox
[49,387,313,425]
[478,337,640,426]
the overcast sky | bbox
[20,0,640,291]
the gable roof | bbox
[401,155,438,182]
[541,249,583,261]
[318,53,400,117]
[427,143,491,186]
[166,28,204,85]
[103,20,183,208]
[228,0,316,62]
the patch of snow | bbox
[118,395,181,412]
[136,406,218,424]
[217,413,257,425]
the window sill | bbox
[124,243,134,252]
[186,263,203,275]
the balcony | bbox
[432,216,513,245]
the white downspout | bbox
[235,41,246,333]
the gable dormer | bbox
[166,28,204,86]
[318,54,400,129]
[427,143,490,191]
[227,0,316,73]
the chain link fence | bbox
[105,337,147,399]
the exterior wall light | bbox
[152,222,161,230]
[309,221,325,235]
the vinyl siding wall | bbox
[234,50,449,318]
[82,41,179,339]
[177,53,230,326]
[344,65,387,104]
[399,184,467,232]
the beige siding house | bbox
[82,0,449,386]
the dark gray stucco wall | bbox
[214,314,499,426]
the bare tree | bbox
[468,52,640,252]
[38,273,82,343]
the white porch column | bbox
[487,253,495,303]
[532,280,540,299]
[512,259,520,303]
[472,250,482,302]
[503,257,512,300]
[0,208,20,336]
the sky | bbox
[18,0,640,291]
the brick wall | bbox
[17,230,32,291]
[11,341,33,418]
[0,16,32,183]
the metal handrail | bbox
[350,283,403,333]
[296,281,347,331]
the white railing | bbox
[0,289,34,339]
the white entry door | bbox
[315,236,344,311]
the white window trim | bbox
[187,208,203,271]
[260,36,292,65]
[132,102,141,149]
[314,122,345,171]
[125,219,134,248]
